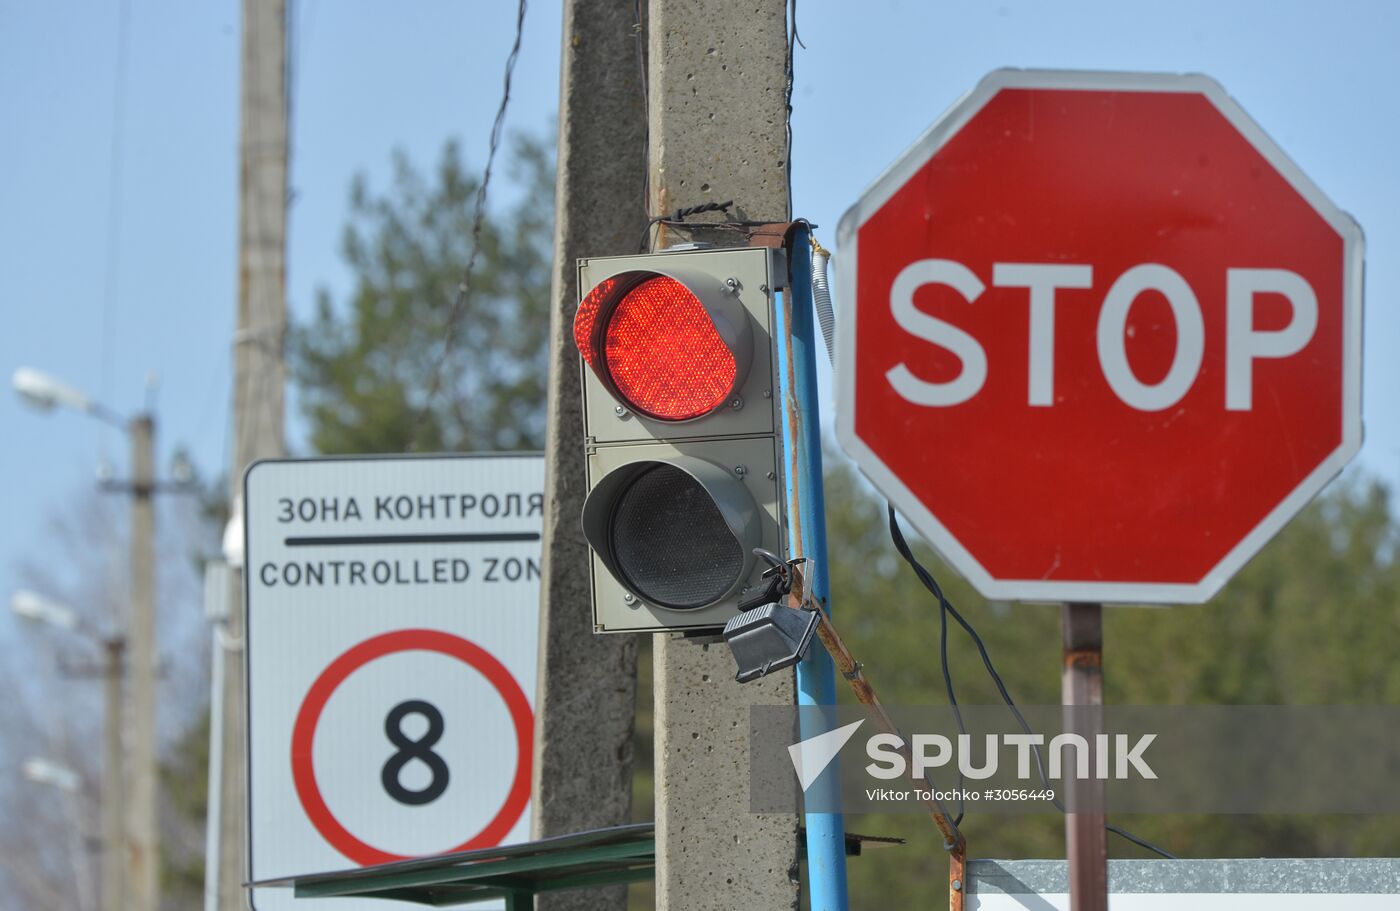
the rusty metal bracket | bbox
[949,840,967,911]
[1063,648,1103,672]
[797,591,970,882]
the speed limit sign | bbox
[244,454,543,910]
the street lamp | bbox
[11,590,127,911]
[13,365,166,911]
[11,589,79,632]
[21,755,94,911]
[22,757,82,793]
[12,368,125,427]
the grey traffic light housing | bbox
[577,246,786,633]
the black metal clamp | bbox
[723,550,820,683]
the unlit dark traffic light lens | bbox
[609,464,744,609]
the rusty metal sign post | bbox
[1062,603,1107,911]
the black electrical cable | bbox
[938,587,967,825]
[886,504,1179,861]
[637,200,734,253]
[783,0,803,220]
[1105,823,1177,859]
[632,0,649,221]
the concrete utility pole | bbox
[128,415,158,911]
[534,3,646,910]
[647,2,800,908]
[102,636,127,911]
[220,0,287,907]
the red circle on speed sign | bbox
[836,70,1362,603]
[291,628,533,865]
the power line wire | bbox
[406,0,528,452]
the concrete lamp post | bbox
[12,366,161,911]
[11,589,127,911]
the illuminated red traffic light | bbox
[574,270,749,422]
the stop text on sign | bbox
[890,260,1316,412]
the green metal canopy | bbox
[254,824,654,909]
[251,823,900,909]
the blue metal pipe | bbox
[775,224,850,910]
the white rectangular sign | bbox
[969,858,1400,909]
[245,454,544,910]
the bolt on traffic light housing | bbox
[576,247,786,633]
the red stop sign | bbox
[835,70,1363,603]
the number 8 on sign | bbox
[382,700,450,806]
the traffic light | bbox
[575,246,785,633]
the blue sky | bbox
[3,0,1397,614]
